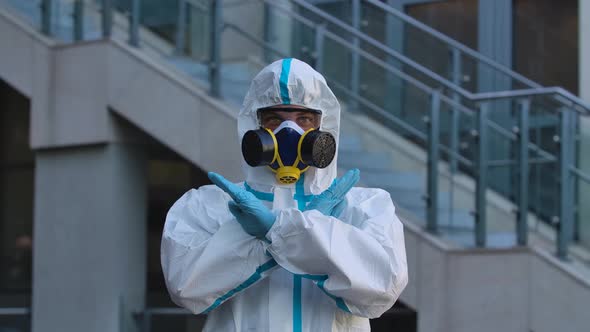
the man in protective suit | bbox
[161,58,408,331]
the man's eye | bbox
[264,117,282,127]
[298,117,312,123]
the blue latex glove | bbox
[305,169,360,217]
[208,172,276,239]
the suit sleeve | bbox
[264,188,408,318]
[160,185,278,314]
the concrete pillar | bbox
[32,142,147,332]
[579,0,590,248]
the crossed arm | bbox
[161,170,408,317]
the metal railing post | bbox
[516,98,530,245]
[350,0,361,111]
[129,0,141,46]
[475,102,489,247]
[449,47,462,225]
[557,108,574,259]
[426,91,441,233]
[41,0,53,36]
[449,47,462,174]
[101,0,113,38]
[313,24,326,72]
[73,0,84,41]
[175,0,188,54]
[209,0,222,97]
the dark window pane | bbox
[0,80,34,301]
[514,0,579,93]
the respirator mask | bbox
[241,110,336,184]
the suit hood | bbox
[237,58,340,195]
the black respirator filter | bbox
[299,130,336,168]
[241,129,276,167]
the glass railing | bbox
[1,0,588,260]
[275,0,590,255]
[355,0,538,92]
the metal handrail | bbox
[361,0,540,89]
[470,87,590,115]
[571,167,590,185]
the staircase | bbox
[2,0,588,270]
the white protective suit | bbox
[161,58,408,331]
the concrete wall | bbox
[529,250,590,332]
[33,143,147,332]
[444,251,529,332]
[0,8,53,98]
[400,225,450,332]
[400,217,590,332]
[31,42,115,148]
[107,40,242,181]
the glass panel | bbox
[314,0,354,26]
[218,1,277,106]
[577,176,590,249]
[436,98,476,245]
[530,99,560,217]
[0,0,43,31]
[318,36,352,99]
[120,0,214,87]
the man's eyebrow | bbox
[261,112,278,116]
